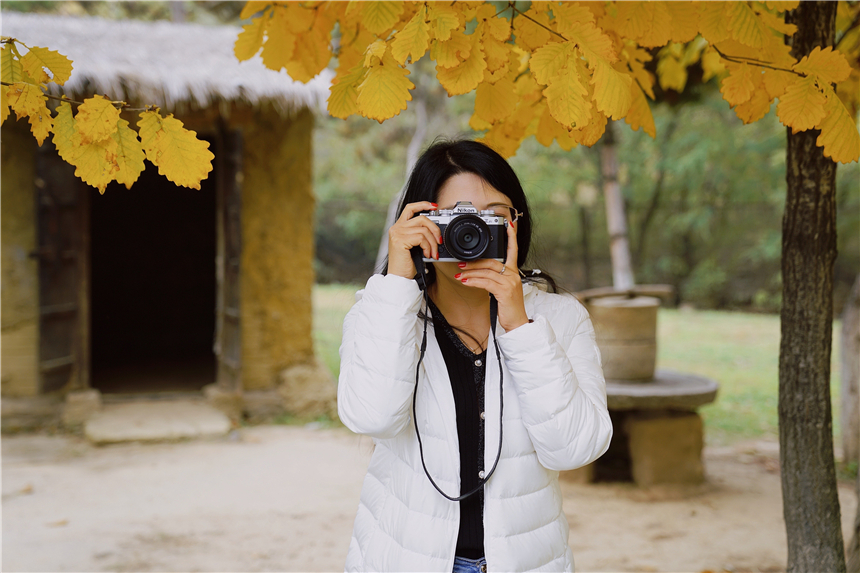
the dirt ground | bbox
[2,424,857,573]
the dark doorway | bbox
[90,151,217,394]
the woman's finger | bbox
[398,201,437,223]
[395,229,437,260]
[504,219,519,268]
[403,215,443,245]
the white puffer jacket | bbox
[337,274,612,572]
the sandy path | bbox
[2,425,857,572]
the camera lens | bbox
[444,215,490,261]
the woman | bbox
[337,140,612,572]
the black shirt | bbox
[427,297,486,560]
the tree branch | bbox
[508,1,569,43]
[1,81,155,112]
[711,45,800,75]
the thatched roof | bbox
[1,12,333,116]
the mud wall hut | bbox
[1,12,336,427]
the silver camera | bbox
[421,201,507,262]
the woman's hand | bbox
[455,220,530,331]
[387,201,443,279]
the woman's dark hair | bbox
[382,138,557,293]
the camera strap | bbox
[409,247,504,502]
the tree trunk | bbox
[579,205,592,289]
[600,121,634,289]
[845,274,860,573]
[841,272,860,467]
[849,470,860,573]
[780,4,845,572]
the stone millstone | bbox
[84,401,231,444]
[606,369,719,411]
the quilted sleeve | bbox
[496,297,613,471]
[336,273,424,440]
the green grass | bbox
[313,284,844,447]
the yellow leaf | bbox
[530,42,571,85]
[437,33,486,96]
[357,50,414,122]
[513,7,552,51]
[430,32,471,69]
[666,1,699,43]
[698,2,731,44]
[364,40,388,67]
[234,12,268,61]
[68,131,118,194]
[554,2,596,33]
[816,86,860,164]
[469,110,493,131]
[720,62,758,106]
[793,46,852,86]
[240,1,271,20]
[111,118,146,189]
[475,76,517,123]
[573,105,607,147]
[1,85,9,124]
[284,4,316,33]
[328,61,365,119]
[339,27,376,70]
[639,2,673,48]
[481,11,511,42]
[536,103,579,151]
[261,7,296,71]
[777,75,827,132]
[1,45,33,84]
[617,1,672,48]
[625,79,656,137]
[566,20,617,66]
[754,8,797,36]
[391,5,429,65]
[734,76,772,124]
[428,3,461,41]
[285,24,332,83]
[701,47,726,82]
[483,36,510,74]
[138,110,214,190]
[763,68,795,99]
[623,45,655,99]
[20,46,73,85]
[6,82,44,120]
[544,63,590,129]
[657,53,687,92]
[535,103,558,147]
[75,95,120,144]
[27,98,53,145]
[361,1,404,36]
[591,61,632,120]
[836,69,859,120]
[728,2,768,49]
[52,101,76,163]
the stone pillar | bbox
[1,123,39,397]
[624,410,705,487]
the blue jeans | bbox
[452,556,487,573]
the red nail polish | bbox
[435,252,439,260]
[430,202,438,208]
[458,262,466,268]
[454,273,461,279]
[438,235,443,244]
[461,278,468,283]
